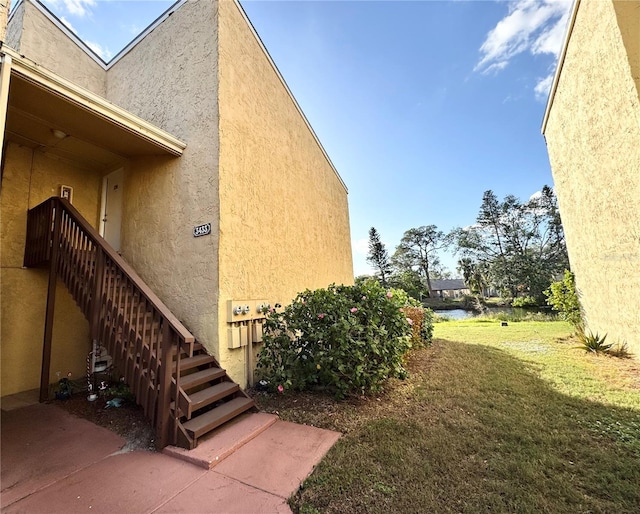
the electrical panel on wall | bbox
[226,299,276,349]
[226,300,272,323]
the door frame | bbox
[99,168,124,249]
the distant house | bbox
[430,279,470,299]
[0,0,353,447]
[542,0,639,355]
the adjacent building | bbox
[543,0,639,354]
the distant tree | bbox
[456,186,568,302]
[457,257,474,285]
[430,265,453,280]
[389,269,426,301]
[366,227,392,287]
[457,257,487,296]
[392,225,453,298]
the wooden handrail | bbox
[24,197,194,447]
[28,197,194,345]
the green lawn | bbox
[253,319,640,513]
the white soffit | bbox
[2,46,186,156]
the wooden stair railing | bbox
[24,197,254,450]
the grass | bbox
[253,319,640,514]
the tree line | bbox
[366,185,569,304]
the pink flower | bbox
[350,307,358,313]
[386,291,393,298]
[318,313,325,319]
[277,384,284,393]
[406,318,414,325]
[361,295,367,300]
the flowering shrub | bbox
[256,280,418,398]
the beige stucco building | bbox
[543,0,639,355]
[0,0,353,445]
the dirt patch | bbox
[51,393,156,452]
[248,343,443,435]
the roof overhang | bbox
[0,45,186,171]
[541,0,581,135]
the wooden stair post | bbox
[39,202,61,403]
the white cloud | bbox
[59,16,77,34]
[529,190,543,201]
[531,7,570,55]
[86,41,113,61]
[534,72,554,101]
[475,0,571,74]
[48,0,96,18]
[127,24,142,36]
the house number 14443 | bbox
[193,223,211,237]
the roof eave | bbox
[541,0,581,135]
[2,45,187,156]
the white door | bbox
[100,168,123,252]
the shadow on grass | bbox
[291,340,640,514]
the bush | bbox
[609,341,633,359]
[403,306,434,348]
[545,270,581,326]
[512,296,538,308]
[575,326,611,354]
[256,280,418,398]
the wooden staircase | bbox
[173,343,254,449]
[24,197,255,450]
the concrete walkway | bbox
[1,400,340,513]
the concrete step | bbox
[163,412,278,469]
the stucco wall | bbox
[106,0,221,356]
[12,0,106,95]
[1,142,102,395]
[4,1,24,49]
[544,0,640,355]
[217,0,353,383]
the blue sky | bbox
[38,0,572,277]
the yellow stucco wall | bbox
[0,142,102,395]
[10,0,106,95]
[544,0,640,355]
[217,0,353,383]
[4,0,23,49]
[105,0,221,356]
[2,0,354,392]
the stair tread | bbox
[175,353,216,372]
[182,397,255,438]
[189,381,239,408]
[179,367,226,389]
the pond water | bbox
[433,309,478,320]
[433,307,517,320]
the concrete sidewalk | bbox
[1,402,340,513]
